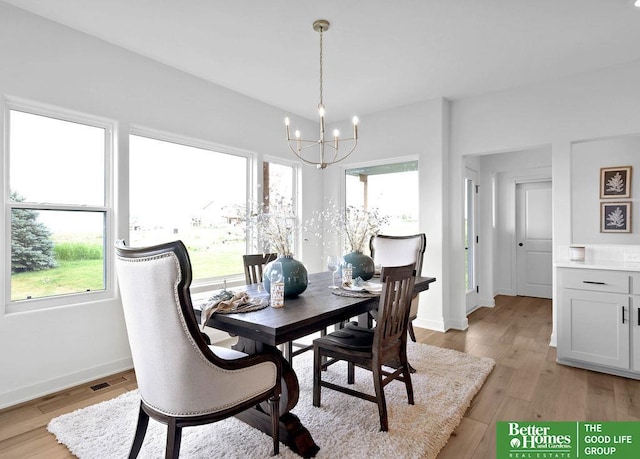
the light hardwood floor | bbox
[1,294,639,458]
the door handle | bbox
[583,281,606,285]
[622,306,626,324]
[638,307,639,326]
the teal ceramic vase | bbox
[343,251,375,281]
[263,255,308,298]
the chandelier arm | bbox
[327,139,358,165]
[287,140,323,152]
[291,139,358,167]
[286,143,327,166]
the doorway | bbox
[515,181,552,298]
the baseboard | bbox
[414,317,446,332]
[0,357,133,410]
[549,332,557,348]
[466,305,482,315]
[445,317,469,331]
[556,357,639,380]
[479,297,496,307]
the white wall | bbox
[0,3,322,408]
[450,59,640,348]
[571,135,640,243]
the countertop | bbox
[555,260,640,272]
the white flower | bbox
[306,203,388,253]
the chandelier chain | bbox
[319,27,324,107]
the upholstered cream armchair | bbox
[115,240,281,458]
[369,233,426,341]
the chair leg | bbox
[372,367,389,432]
[269,394,280,456]
[408,321,417,342]
[128,403,149,459]
[313,345,322,407]
[165,419,182,459]
[347,361,355,384]
[404,365,415,405]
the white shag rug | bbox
[48,342,494,459]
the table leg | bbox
[232,337,320,457]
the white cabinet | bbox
[557,267,640,379]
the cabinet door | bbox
[632,297,640,372]
[559,289,630,370]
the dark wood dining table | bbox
[197,271,436,457]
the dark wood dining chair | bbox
[312,263,416,432]
[370,233,426,341]
[242,253,277,284]
[116,241,282,458]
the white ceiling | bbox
[4,0,640,121]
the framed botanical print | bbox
[600,166,632,199]
[601,201,631,233]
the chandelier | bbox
[285,19,358,170]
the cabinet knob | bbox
[518,243,523,247]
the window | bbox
[263,161,295,207]
[260,159,297,255]
[345,160,419,238]
[129,133,248,282]
[7,107,110,304]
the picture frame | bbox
[600,166,632,199]
[601,201,631,233]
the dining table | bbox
[196,270,436,458]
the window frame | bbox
[262,155,300,255]
[342,155,420,239]
[129,126,256,292]
[3,98,115,313]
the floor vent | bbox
[90,382,111,391]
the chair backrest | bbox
[243,253,277,284]
[369,234,426,276]
[115,240,278,416]
[374,263,417,355]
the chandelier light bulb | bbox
[284,117,290,126]
[352,116,359,125]
[333,129,340,137]
[295,130,301,139]
[318,105,325,117]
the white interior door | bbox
[465,168,479,312]
[516,181,552,298]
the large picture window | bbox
[129,134,248,282]
[7,108,109,304]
